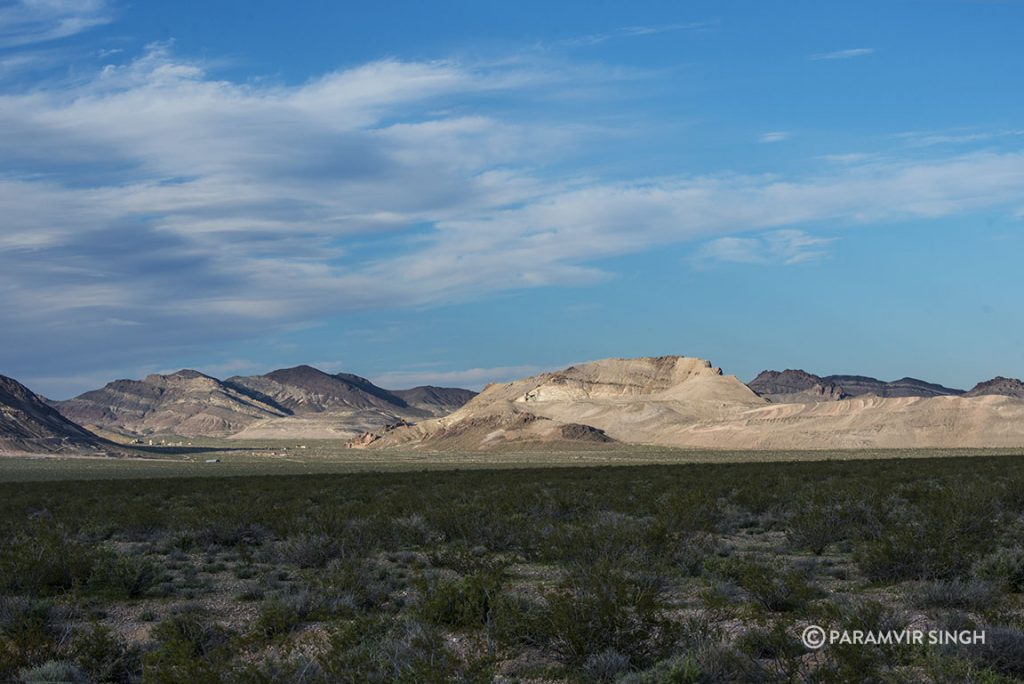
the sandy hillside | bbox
[352,356,764,450]
[354,355,1024,451]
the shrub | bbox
[271,533,345,569]
[958,625,1024,678]
[857,493,996,583]
[254,599,305,641]
[786,495,852,555]
[71,624,141,684]
[912,578,1001,611]
[974,547,1024,593]
[142,608,234,683]
[318,557,402,615]
[318,615,492,683]
[734,621,804,661]
[0,598,56,682]
[538,563,680,672]
[813,599,910,682]
[710,558,816,612]
[581,648,631,682]
[415,565,505,630]
[17,660,89,684]
[89,551,163,599]
[0,527,97,595]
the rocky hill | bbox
[965,377,1024,398]
[1,374,111,454]
[749,370,963,402]
[351,356,764,450]
[54,366,476,439]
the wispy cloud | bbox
[0,0,111,47]
[810,47,876,61]
[556,21,717,47]
[372,365,548,390]
[759,131,790,143]
[895,127,1024,148]
[695,230,835,266]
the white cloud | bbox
[3,44,1024,382]
[695,230,835,266]
[810,48,876,61]
[759,131,790,143]
[0,0,111,47]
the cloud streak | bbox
[555,21,717,47]
[695,230,835,266]
[0,0,111,47]
[810,47,876,60]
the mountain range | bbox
[52,365,476,440]
[3,357,1024,454]
[747,369,967,402]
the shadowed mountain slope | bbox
[1,374,110,453]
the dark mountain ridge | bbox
[749,369,965,402]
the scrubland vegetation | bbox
[3,455,1024,682]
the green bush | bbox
[857,493,996,583]
[538,563,679,672]
[786,495,853,555]
[70,623,141,683]
[710,558,816,612]
[142,609,234,683]
[415,565,505,630]
[89,551,163,599]
[0,526,97,595]
[0,598,56,682]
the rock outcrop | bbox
[965,377,1024,399]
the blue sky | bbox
[2,0,1023,398]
